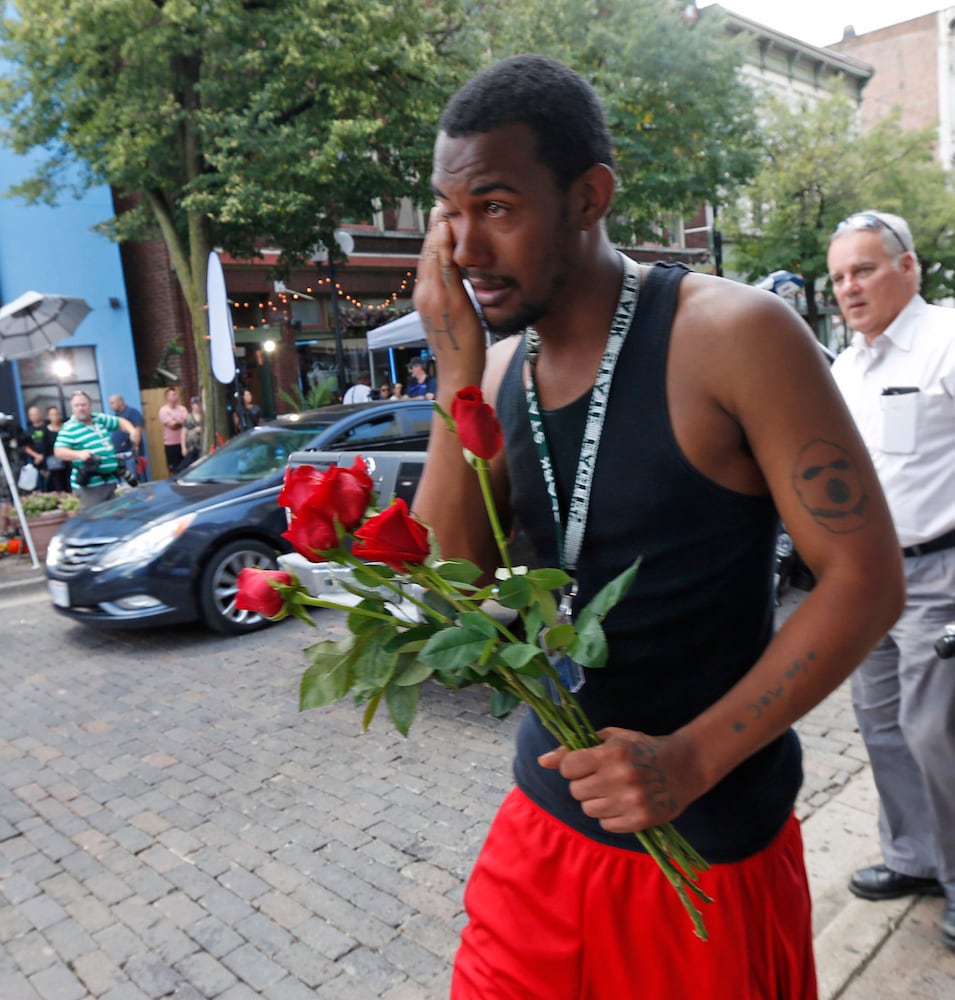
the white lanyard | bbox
[524,253,641,588]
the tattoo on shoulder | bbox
[732,651,818,733]
[792,439,868,533]
[422,314,460,352]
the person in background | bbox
[411,54,904,998]
[158,386,188,475]
[177,395,203,472]
[54,390,141,510]
[234,388,262,432]
[108,393,144,481]
[343,372,373,404]
[19,404,54,492]
[827,209,955,953]
[377,380,393,400]
[404,356,436,399]
[44,406,70,492]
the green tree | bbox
[0,0,460,443]
[722,91,955,334]
[472,0,762,242]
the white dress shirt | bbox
[342,383,372,404]
[831,294,955,548]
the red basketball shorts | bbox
[452,788,817,1000]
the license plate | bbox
[48,579,70,608]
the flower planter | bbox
[23,510,68,561]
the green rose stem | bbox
[471,456,513,574]
[284,415,712,938]
[500,666,712,940]
[462,426,712,939]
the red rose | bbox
[282,509,338,562]
[451,386,503,460]
[278,465,325,514]
[352,498,430,570]
[236,568,293,618]
[279,457,373,525]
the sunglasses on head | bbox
[834,213,909,254]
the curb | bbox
[0,560,46,597]
[806,765,955,998]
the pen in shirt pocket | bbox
[881,386,920,396]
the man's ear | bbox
[572,163,615,231]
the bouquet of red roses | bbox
[237,387,712,938]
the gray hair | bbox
[830,210,920,283]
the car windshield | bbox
[179,426,328,483]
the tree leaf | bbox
[497,642,545,669]
[458,610,499,638]
[541,622,575,653]
[568,616,608,669]
[361,689,384,731]
[489,689,522,719]
[497,574,532,609]
[385,681,419,736]
[393,654,433,687]
[434,559,483,585]
[577,557,642,621]
[300,638,356,709]
[526,568,572,589]
[419,626,490,670]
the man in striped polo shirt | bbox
[54,390,142,510]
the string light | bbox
[227,270,416,329]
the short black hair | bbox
[438,55,614,190]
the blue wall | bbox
[0,143,141,422]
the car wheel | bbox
[199,539,278,635]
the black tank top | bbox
[498,262,801,863]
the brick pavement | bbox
[0,582,930,997]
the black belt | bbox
[902,527,955,558]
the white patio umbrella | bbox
[0,290,92,361]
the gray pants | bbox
[851,546,955,898]
[78,481,116,512]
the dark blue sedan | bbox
[44,400,433,634]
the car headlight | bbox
[46,534,65,567]
[99,513,197,570]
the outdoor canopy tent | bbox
[366,311,427,351]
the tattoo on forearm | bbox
[422,314,460,351]
[792,439,869,533]
[627,738,679,818]
[732,651,818,732]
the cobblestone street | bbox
[0,584,897,998]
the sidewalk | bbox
[805,765,955,997]
[770,588,954,997]
[1,570,953,996]
[0,549,46,597]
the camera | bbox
[74,454,102,488]
[117,466,139,488]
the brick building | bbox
[834,8,955,168]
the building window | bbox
[17,346,100,416]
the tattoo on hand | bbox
[627,739,678,818]
[732,651,817,732]
[792,439,869,534]
[422,314,460,351]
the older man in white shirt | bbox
[828,210,955,953]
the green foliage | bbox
[722,91,955,330]
[278,380,337,414]
[469,0,761,241]
[0,0,456,262]
[0,0,463,442]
